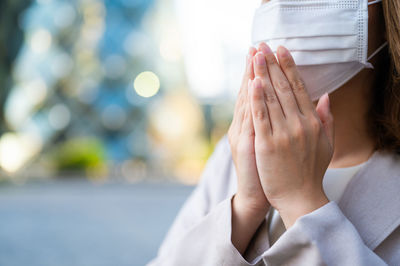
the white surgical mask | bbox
[251,0,387,101]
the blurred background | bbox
[0,0,258,265]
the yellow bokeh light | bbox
[134,71,160,98]
[149,93,204,143]
[0,133,40,173]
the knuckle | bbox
[265,54,276,65]
[292,79,306,93]
[282,56,296,69]
[309,117,322,134]
[264,91,277,104]
[252,89,264,102]
[256,67,267,76]
[254,109,267,121]
[292,120,305,140]
[256,139,274,154]
[277,132,290,147]
[276,79,291,93]
[255,63,267,73]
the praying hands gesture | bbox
[228,43,335,254]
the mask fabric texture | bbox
[251,0,386,101]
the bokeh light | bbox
[29,29,52,54]
[53,3,76,29]
[48,104,71,130]
[0,133,38,173]
[101,104,127,130]
[134,71,161,98]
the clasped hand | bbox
[228,43,334,230]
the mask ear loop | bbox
[365,0,386,68]
[368,42,388,61]
[368,0,382,5]
[365,42,388,69]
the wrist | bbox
[231,193,270,254]
[232,193,270,222]
[274,189,329,229]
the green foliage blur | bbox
[49,137,106,173]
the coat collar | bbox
[338,150,400,250]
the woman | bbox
[148,0,400,265]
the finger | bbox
[316,93,334,146]
[258,43,300,120]
[277,46,315,116]
[248,47,257,80]
[253,51,285,129]
[235,48,256,116]
[241,80,255,136]
[230,49,257,145]
[240,47,257,91]
[250,77,272,136]
[230,87,247,144]
[234,50,256,123]
[232,93,247,138]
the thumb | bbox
[315,93,334,146]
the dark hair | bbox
[368,0,400,155]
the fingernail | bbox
[255,52,266,66]
[259,43,272,54]
[325,93,330,107]
[278,46,289,58]
[249,46,255,55]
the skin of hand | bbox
[250,43,335,229]
[229,47,271,254]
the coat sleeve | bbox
[147,137,265,266]
[263,201,388,265]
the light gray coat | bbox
[148,136,400,265]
